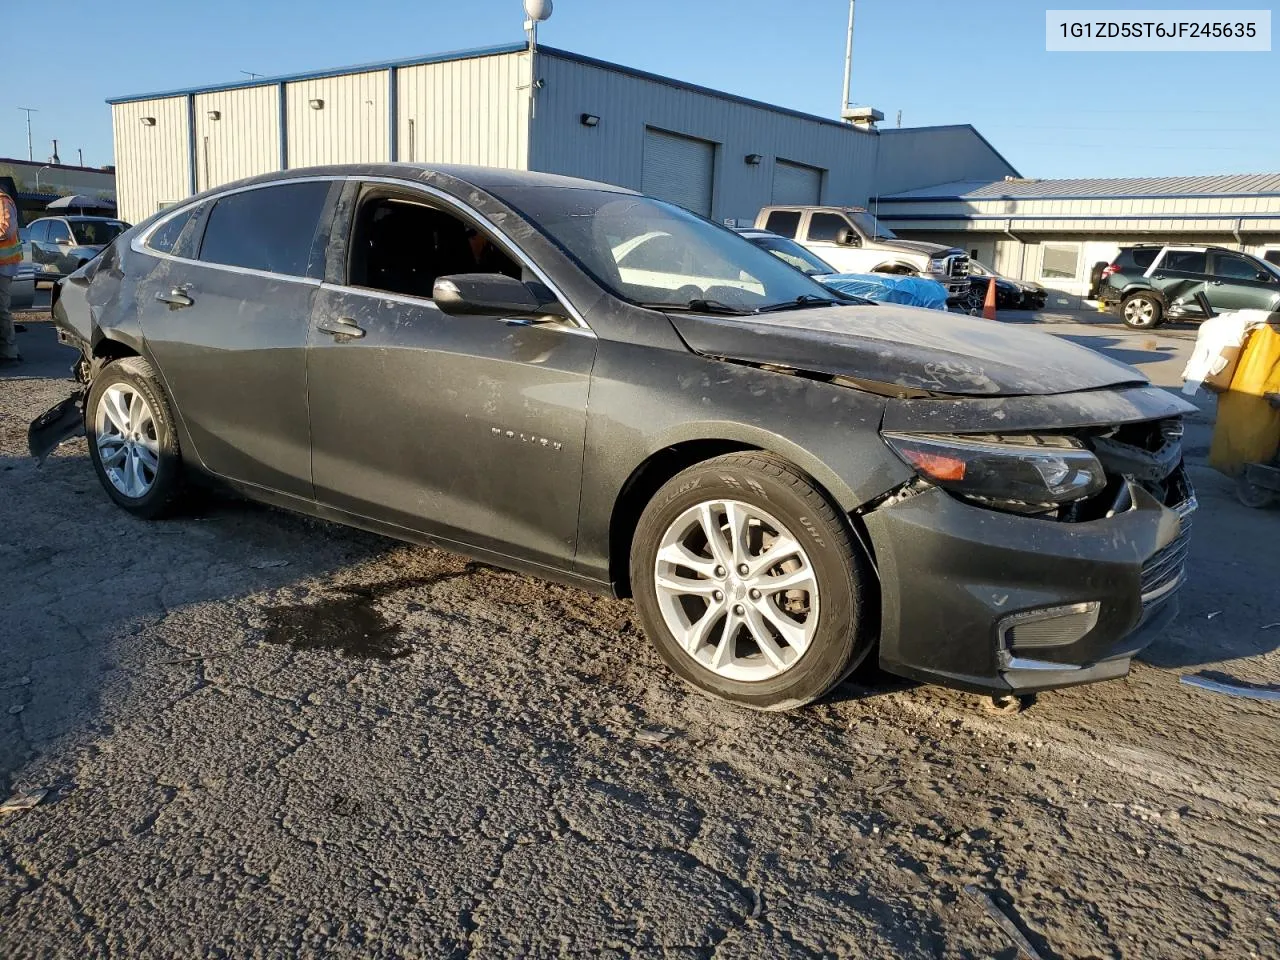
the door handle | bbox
[316,317,366,340]
[155,287,193,309]
[1209,280,1225,285]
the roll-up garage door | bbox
[642,128,715,217]
[771,160,823,205]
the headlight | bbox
[927,258,945,272]
[882,433,1107,514]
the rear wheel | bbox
[1235,472,1276,509]
[86,357,186,519]
[630,453,873,711]
[1121,292,1163,328]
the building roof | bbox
[104,42,876,134]
[882,173,1280,202]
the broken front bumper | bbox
[863,472,1194,695]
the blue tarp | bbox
[819,272,949,311]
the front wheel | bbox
[630,453,874,711]
[86,357,186,519]
[1122,292,1163,328]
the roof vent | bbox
[841,105,884,130]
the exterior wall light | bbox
[744,153,763,165]
[309,99,325,110]
[140,117,157,126]
[207,110,222,121]
[580,113,599,127]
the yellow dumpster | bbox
[1209,321,1280,477]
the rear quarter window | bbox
[764,210,801,238]
[1121,248,1159,270]
[146,206,199,255]
[198,181,331,278]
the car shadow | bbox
[1055,333,1178,367]
[2,317,79,381]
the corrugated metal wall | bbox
[528,52,879,223]
[111,96,191,224]
[873,127,1019,197]
[193,86,280,192]
[397,52,528,168]
[286,70,389,167]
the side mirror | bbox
[433,273,566,320]
[55,236,72,246]
[835,227,860,247]
[1258,271,1273,283]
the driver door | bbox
[306,182,597,571]
[1206,251,1280,312]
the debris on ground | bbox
[7,704,24,714]
[0,788,49,816]
[983,695,1025,715]
[634,727,675,745]
[250,559,290,569]
[1180,672,1280,703]
[964,884,1047,960]
[1206,611,1223,620]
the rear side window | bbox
[198,181,330,278]
[1121,248,1159,270]
[806,213,849,242]
[764,210,801,238]
[1162,251,1206,273]
[1212,253,1263,281]
[147,207,198,255]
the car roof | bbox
[31,215,122,223]
[224,163,642,197]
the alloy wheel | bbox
[95,384,160,498]
[653,499,820,682]
[1124,298,1156,326]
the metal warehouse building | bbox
[875,174,1280,307]
[108,42,1015,226]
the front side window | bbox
[46,221,72,244]
[1161,251,1206,274]
[1041,243,1080,280]
[806,213,850,243]
[347,194,520,300]
[847,211,896,240]
[199,181,330,278]
[1212,253,1264,281]
[764,210,801,238]
[70,220,127,246]
[493,187,841,312]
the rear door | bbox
[1149,249,1209,313]
[136,179,337,498]
[306,181,596,570]
[44,220,77,276]
[1206,251,1280,312]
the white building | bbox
[875,174,1280,307]
[108,43,1017,226]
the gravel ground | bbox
[1,316,1277,959]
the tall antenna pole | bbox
[18,107,38,161]
[840,0,856,117]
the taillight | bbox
[1101,263,1119,279]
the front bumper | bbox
[864,474,1193,695]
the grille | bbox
[947,255,970,278]
[1140,498,1194,605]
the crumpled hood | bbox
[872,237,962,257]
[668,303,1148,397]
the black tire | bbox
[1121,292,1163,329]
[629,452,873,711]
[1235,472,1276,510]
[86,357,186,519]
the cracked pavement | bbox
[2,317,1278,958]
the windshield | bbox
[495,188,840,312]
[848,211,896,240]
[70,220,127,246]
[748,235,835,277]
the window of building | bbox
[347,195,520,300]
[198,181,330,278]
[1162,250,1207,274]
[1040,243,1080,280]
[764,210,802,239]
[806,213,851,243]
[1212,252,1264,281]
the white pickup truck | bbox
[754,205,971,302]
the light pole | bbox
[18,107,38,161]
[34,165,51,194]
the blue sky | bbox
[4,0,1276,179]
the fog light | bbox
[1000,602,1099,650]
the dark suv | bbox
[1100,244,1280,328]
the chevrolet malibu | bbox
[31,165,1196,711]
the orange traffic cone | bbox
[981,277,998,321]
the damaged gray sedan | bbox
[31,164,1196,710]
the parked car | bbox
[737,228,947,310]
[754,205,971,302]
[10,227,35,309]
[32,165,1196,711]
[967,261,1048,311]
[26,215,129,280]
[1100,244,1280,328]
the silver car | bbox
[26,215,129,280]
